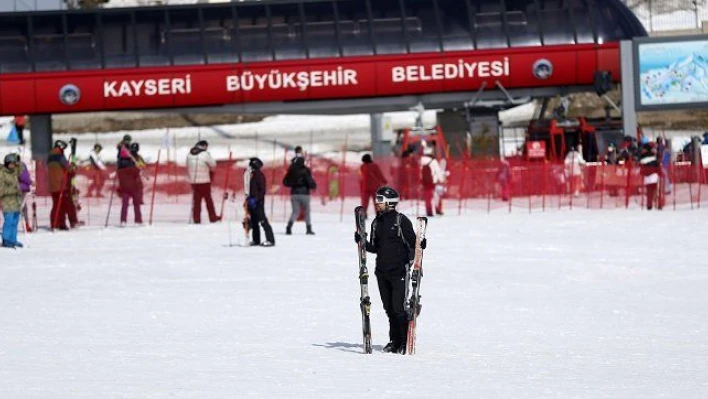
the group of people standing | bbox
[241,146,319,247]
[184,143,318,247]
[42,135,147,229]
[359,142,447,218]
[4,136,446,248]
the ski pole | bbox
[19,195,30,247]
[104,170,118,227]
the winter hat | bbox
[249,157,264,170]
[123,134,132,142]
[196,140,208,150]
[3,153,17,166]
[130,142,140,153]
[361,154,372,163]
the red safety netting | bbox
[13,154,708,230]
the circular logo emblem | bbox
[59,84,81,106]
[532,59,553,80]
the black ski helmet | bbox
[249,157,264,170]
[54,140,68,150]
[130,142,140,153]
[375,186,400,209]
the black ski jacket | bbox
[365,210,416,275]
[249,168,267,204]
[283,159,317,195]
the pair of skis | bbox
[354,206,427,355]
[354,206,373,354]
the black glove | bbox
[354,232,361,243]
[420,238,427,250]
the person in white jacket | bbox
[86,144,107,197]
[420,144,447,216]
[564,145,586,197]
[187,140,220,223]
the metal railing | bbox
[621,0,708,31]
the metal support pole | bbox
[29,114,53,162]
[620,40,637,141]
[370,113,389,159]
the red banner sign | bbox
[0,43,619,115]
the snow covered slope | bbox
[1,208,707,397]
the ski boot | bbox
[382,341,398,353]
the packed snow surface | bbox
[1,207,708,397]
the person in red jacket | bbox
[14,115,26,146]
[358,154,387,217]
[117,143,143,226]
[47,140,78,230]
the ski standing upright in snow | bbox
[354,205,372,354]
[242,167,251,241]
[405,216,427,355]
[31,194,37,232]
[68,137,82,213]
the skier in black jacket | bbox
[354,186,425,354]
[283,157,317,235]
[247,157,275,246]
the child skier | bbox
[354,186,426,354]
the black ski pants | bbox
[249,202,275,245]
[376,268,408,347]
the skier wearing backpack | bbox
[354,186,425,354]
[283,156,317,235]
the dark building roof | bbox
[0,0,647,73]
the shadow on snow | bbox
[312,342,383,353]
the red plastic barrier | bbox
[19,155,708,229]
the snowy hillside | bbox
[2,209,708,397]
